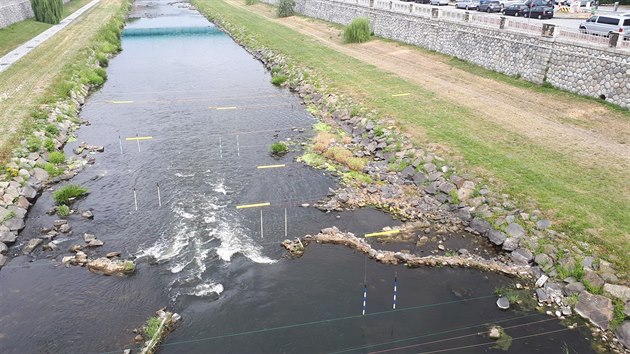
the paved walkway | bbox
[0,0,100,73]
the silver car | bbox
[456,0,480,9]
[579,13,630,38]
[430,0,450,5]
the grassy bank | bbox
[192,0,629,274]
[0,0,129,162]
[0,0,93,57]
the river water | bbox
[0,1,597,353]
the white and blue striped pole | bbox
[393,272,398,310]
[362,283,367,315]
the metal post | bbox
[133,188,138,211]
[499,16,506,30]
[219,136,223,159]
[236,135,240,157]
[119,135,123,154]
[136,133,141,152]
[260,209,264,239]
[284,208,288,238]
[157,183,162,207]
[393,272,398,310]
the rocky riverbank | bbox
[198,5,629,351]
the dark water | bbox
[0,1,596,353]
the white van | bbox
[579,13,630,38]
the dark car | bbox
[478,0,502,12]
[502,0,553,18]
[502,3,529,16]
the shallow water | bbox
[0,1,596,353]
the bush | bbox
[245,0,256,5]
[146,316,161,338]
[324,146,352,164]
[43,138,55,152]
[26,137,42,152]
[52,184,89,205]
[48,151,65,164]
[343,17,371,44]
[271,74,287,86]
[277,0,295,17]
[30,0,63,24]
[347,157,366,171]
[42,162,63,177]
[270,142,288,156]
[57,205,70,217]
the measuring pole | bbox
[260,209,264,239]
[157,183,162,207]
[219,136,223,159]
[118,135,123,154]
[237,135,240,157]
[133,188,138,211]
[284,208,288,238]
[393,271,398,310]
[136,133,141,152]
[362,255,367,315]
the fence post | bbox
[613,1,619,12]
[389,0,392,10]
[464,11,471,22]
[608,32,620,47]
[431,7,439,18]
[370,0,374,7]
[542,23,556,38]
[499,16,506,29]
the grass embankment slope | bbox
[0,0,125,160]
[0,0,93,57]
[192,0,630,275]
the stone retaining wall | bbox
[0,0,72,29]
[266,0,630,108]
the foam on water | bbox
[187,282,224,297]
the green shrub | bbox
[43,138,55,152]
[42,162,63,177]
[45,124,59,137]
[48,151,65,164]
[343,17,371,44]
[277,0,295,17]
[347,157,366,171]
[271,74,287,86]
[146,316,161,338]
[26,137,42,152]
[245,0,256,4]
[30,0,63,24]
[270,142,288,155]
[57,205,70,217]
[52,184,89,205]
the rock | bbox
[32,167,49,183]
[134,334,144,343]
[501,237,520,252]
[437,244,445,251]
[510,248,533,265]
[616,321,630,349]
[535,274,549,287]
[123,350,131,354]
[42,243,59,251]
[469,218,491,235]
[536,219,551,230]
[69,244,82,252]
[337,193,349,203]
[87,258,136,276]
[59,224,71,233]
[106,252,121,258]
[575,291,614,330]
[0,254,7,268]
[603,284,630,302]
[16,196,30,209]
[505,223,526,238]
[412,173,426,186]
[496,297,510,310]
[583,269,605,288]
[582,256,595,269]
[423,163,436,173]
[488,326,501,339]
[561,306,572,316]
[400,166,416,180]
[82,210,94,219]
[83,233,96,243]
[625,302,630,317]
[4,217,25,231]
[87,239,104,247]
[300,203,310,208]
[0,230,17,244]
[22,238,43,255]
[487,230,506,246]
[534,253,553,270]
[536,288,549,302]
[438,182,455,194]
[564,282,586,296]
[20,185,38,201]
[0,242,7,255]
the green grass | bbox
[52,184,88,205]
[270,141,288,155]
[145,316,161,338]
[57,204,70,217]
[0,0,93,57]
[190,0,630,275]
[343,17,371,44]
[271,74,287,86]
[48,151,65,164]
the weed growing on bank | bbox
[277,0,295,17]
[343,17,371,44]
[52,184,89,205]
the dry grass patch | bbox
[323,146,352,164]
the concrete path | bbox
[0,0,100,73]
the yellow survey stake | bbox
[391,93,410,97]
[365,229,400,237]
[125,136,153,141]
[108,100,134,104]
[236,202,271,209]
[257,164,286,169]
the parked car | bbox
[430,0,450,5]
[502,2,529,15]
[502,0,553,18]
[414,0,432,3]
[579,13,630,38]
[478,0,502,12]
[497,0,524,8]
[455,0,481,9]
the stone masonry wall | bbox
[0,0,72,29]
[260,0,630,108]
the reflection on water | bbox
[0,0,596,353]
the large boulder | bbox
[469,218,491,235]
[616,321,630,349]
[603,284,630,302]
[510,248,533,265]
[505,223,526,238]
[22,238,43,255]
[487,230,506,246]
[87,258,135,276]
[574,291,614,330]
[0,230,17,244]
